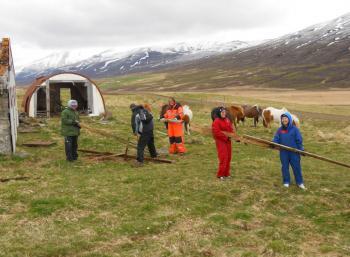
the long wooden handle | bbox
[81,124,137,148]
[243,134,350,169]
[222,131,241,142]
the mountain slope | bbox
[16,41,250,85]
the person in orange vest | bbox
[163,97,186,154]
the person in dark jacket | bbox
[130,104,157,166]
[273,112,306,190]
[61,100,80,161]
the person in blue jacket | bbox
[273,112,306,190]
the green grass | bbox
[0,92,349,256]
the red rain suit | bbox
[212,117,234,177]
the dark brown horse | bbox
[242,104,263,127]
[227,105,245,128]
[211,106,243,128]
[160,104,170,129]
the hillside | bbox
[186,12,350,89]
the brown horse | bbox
[159,104,170,129]
[143,103,152,113]
[242,104,263,127]
[227,105,245,128]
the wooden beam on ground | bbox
[78,149,115,155]
[90,153,125,161]
[120,154,173,164]
[79,149,173,164]
[0,176,31,183]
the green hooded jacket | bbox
[61,108,80,136]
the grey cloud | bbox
[1,0,289,49]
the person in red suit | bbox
[212,107,240,180]
[163,97,186,154]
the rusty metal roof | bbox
[0,38,10,76]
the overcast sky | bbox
[1,0,350,68]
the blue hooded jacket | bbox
[273,112,304,151]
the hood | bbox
[281,112,293,128]
[133,105,144,112]
[212,106,225,119]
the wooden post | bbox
[46,80,50,118]
[86,81,93,114]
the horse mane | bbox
[143,103,152,112]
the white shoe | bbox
[283,183,289,188]
[218,177,225,181]
[298,184,307,190]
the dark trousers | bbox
[137,132,157,163]
[64,136,78,161]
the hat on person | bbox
[68,99,78,108]
[217,106,226,118]
[129,103,137,110]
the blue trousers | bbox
[280,151,304,185]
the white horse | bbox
[182,105,193,135]
[262,107,300,128]
[291,114,300,128]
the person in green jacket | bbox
[61,100,80,161]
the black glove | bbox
[176,115,181,120]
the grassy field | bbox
[1,91,350,257]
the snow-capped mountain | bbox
[227,12,350,66]
[16,40,250,85]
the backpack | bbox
[139,109,153,124]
